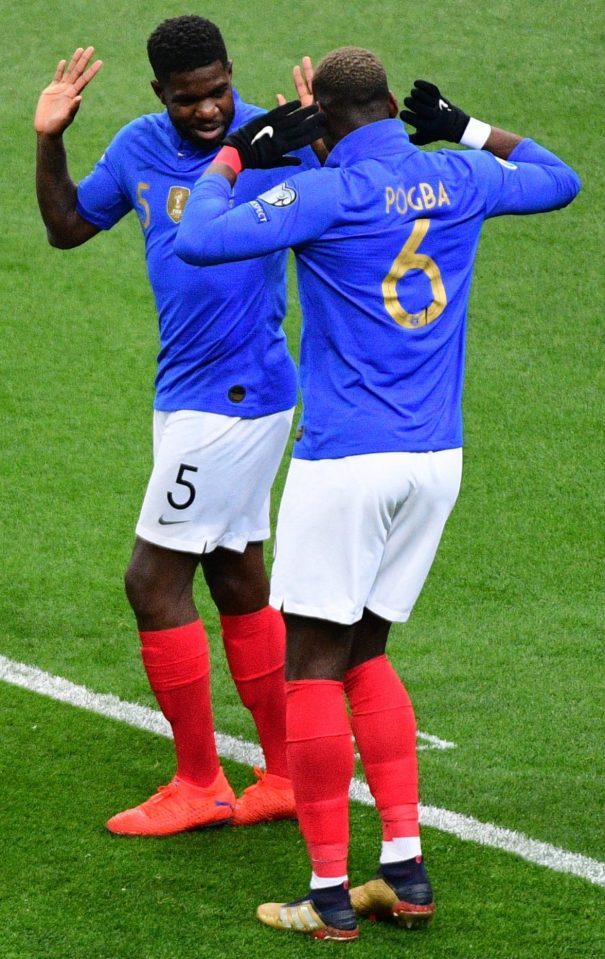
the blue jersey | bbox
[175,120,580,457]
[76,91,317,416]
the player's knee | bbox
[124,540,199,626]
[204,565,268,614]
[123,558,172,622]
[124,560,152,618]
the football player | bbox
[34,16,322,835]
[175,48,580,939]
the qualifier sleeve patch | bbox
[258,182,298,207]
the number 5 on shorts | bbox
[167,463,198,510]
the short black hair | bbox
[147,15,228,80]
[313,47,389,108]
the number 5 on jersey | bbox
[137,181,151,229]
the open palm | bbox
[34,46,103,136]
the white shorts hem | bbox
[269,594,363,626]
[137,524,269,555]
[365,601,411,625]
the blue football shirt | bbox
[175,120,581,457]
[77,90,316,416]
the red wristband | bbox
[213,145,244,174]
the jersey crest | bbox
[167,186,191,223]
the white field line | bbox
[1,654,603,888]
[417,730,456,751]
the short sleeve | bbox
[76,134,133,230]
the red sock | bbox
[345,655,419,840]
[140,620,219,788]
[220,606,288,778]
[286,680,354,878]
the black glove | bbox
[222,98,327,169]
[400,80,470,145]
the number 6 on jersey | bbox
[382,218,447,329]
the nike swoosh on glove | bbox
[222,99,327,168]
[400,80,470,145]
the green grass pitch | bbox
[1,1,603,956]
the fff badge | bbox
[167,186,191,223]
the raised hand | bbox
[222,98,327,169]
[276,55,316,109]
[34,46,103,137]
[400,80,470,146]
[276,57,328,163]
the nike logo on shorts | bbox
[158,516,189,525]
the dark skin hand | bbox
[34,47,103,248]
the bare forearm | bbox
[35,133,96,248]
[482,126,523,160]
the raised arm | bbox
[400,80,523,158]
[34,47,104,248]
[401,80,580,215]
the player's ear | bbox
[151,79,166,104]
[387,91,399,118]
[225,60,233,79]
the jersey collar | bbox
[325,119,415,168]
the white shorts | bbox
[270,448,462,625]
[136,408,294,555]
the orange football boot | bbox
[106,767,235,836]
[232,766,297,826]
